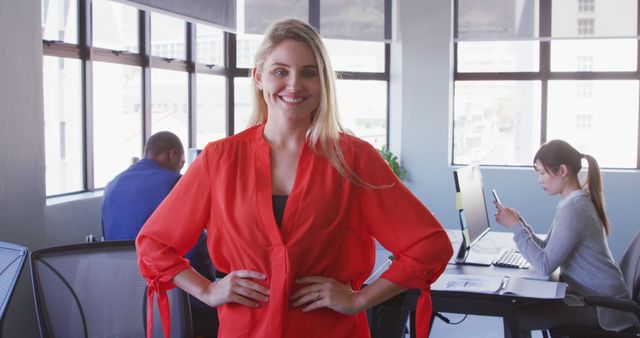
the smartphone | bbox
[491,189,502,205]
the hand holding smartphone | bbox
[491,189,502,206]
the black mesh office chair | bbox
[30,240,192,338]
[548,231,640,338]
[0,241,28,330]
[367,290,419,338]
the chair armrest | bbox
[583,296,640,318]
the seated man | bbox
[102,131,218,338]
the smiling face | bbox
[254,39,321,127]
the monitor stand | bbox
[455,239,469,264]
[455,239,495,266]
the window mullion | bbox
[540,0,552,145]
[309,0,320,32]
[384,0,392,41]
[80,0,94,191]
[140,10,151,149]
[385,42,390,148]
[452,0,459,166]
[225,32,236,137]
[187,22,196,149]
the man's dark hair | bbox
[144,131,183,158]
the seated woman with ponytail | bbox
[494,139,637,338]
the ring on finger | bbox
[314,291,321,300]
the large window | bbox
[453,0,639,168]
[43,56,83,195]
[42,0,390,196]
[92,62,142,187]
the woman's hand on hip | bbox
[290,276,364,315]
[203,270,270,308]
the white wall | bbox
[0,1,102,336]
[0,1,45,336]
[392,0,640,261]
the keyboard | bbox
[492,248,531,269]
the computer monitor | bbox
[453,164,492,265]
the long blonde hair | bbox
[249,19,367,185]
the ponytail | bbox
[582,154,610,235]
[534,140,610,235]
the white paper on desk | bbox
[501,277,567,299]
[432,274,567,299]
[432,274,504,293]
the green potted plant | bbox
[378,145,407,181]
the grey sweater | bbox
[514,189,637,331]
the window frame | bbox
[452,0,640,169]
[42,0,391,197]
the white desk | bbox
[445,229,560,282]
[371,230,567,338]
[373,230,561,284]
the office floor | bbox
[428,314,545,338]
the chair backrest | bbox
[0,241,28,325]
[619,231,640,305]
[30,240,192,338]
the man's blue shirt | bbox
[101,158,218,335]
[102,159,181,240]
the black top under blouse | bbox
[217,195,288,280]
[272,195,289,228]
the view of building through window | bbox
[93,62,142,188]
[42,0,388,196]
[196,74,226,148]
[43,56,83,195]
[454,0,639,168]
[44,0,640,196]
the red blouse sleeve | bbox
[353,141,452,288]
[352,141,453,338]
[135,144,214,338]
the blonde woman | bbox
[136,19,451,338]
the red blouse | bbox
[136,125,452,338]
